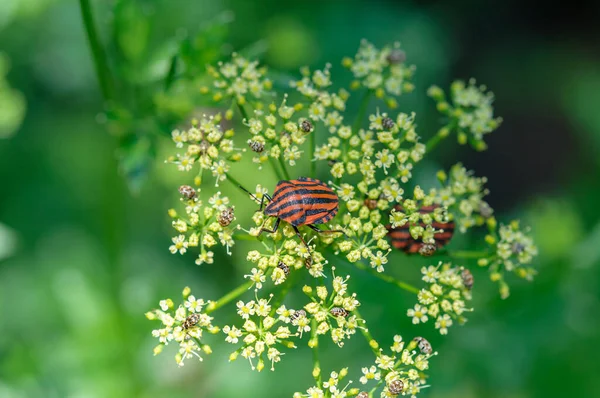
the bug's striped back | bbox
[265,177,339,226]
[387,204,455,253]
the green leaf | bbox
[179,11,232,77]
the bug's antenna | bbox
[237,184,259,202]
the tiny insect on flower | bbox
[182,313,200,330]
[388,379,404,395]
[388,204,454,255]
[413,336,433,355]
[248,139,265,153]
[217,207,235,227]
[300,119,313,133]
[364,197,378,210]
[461,268,474,290]
[382,116,395,130]
[277,261,290,276]
[330,307,349,318]
[179,185,196,199]
[386,49,406,65]
[290,309,306,322]
[419,243,437,256]
[239,177,346,256]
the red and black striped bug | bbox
[239,177,345,255]
[387,204,455,255]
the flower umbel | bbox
[225,295,297,372]
[146,287,219,366]
[410,262,473,334]
[145,38,539,398]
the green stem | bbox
[206,280,253,314]
[369,380,385,396]
[236,102,249,120]
[232,234,257,241]
[79,0,114,101]
[353,261,420,294]
[425,131,445,153]
[310,318,322,385]
[352,90,372,134]
[278,156,291,180]
[446,250,490,259]
[309,129,316,178]
[269,158,285,181]
[270,271,299,314]
[353,308,380,356]
[425,124,452,153]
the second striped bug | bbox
[239,177,345,256]
[387,204,455,256]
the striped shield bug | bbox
[239,177,345,255]
[387,204,454,255]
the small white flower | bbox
[407,304,428,324]
[169,235,188,254]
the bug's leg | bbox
[259,193,273,211]
[259,217,280,235]
[292,225,312,255]
[306,224,347,236]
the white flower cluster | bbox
[359,335,436,398]
[409,262,473,334]
[314,111,424,186]
[245,99,308,168]
[225,296,297,372]
[168,114,241,185]
[290,64,349,128]
[343,40,416,108]
[146,288,219,366]
[168,190,237,265]
[389,186,449,244]
[433,163,493,233]
[300,270,363,347]
[203,53,272,105]
[293,368,353,398]
[481,220,538,298]
[428,79,502,151]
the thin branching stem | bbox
[353,308,380,356]
[446,250,490,259]
[425,129,447,153]
[309,129,316,178]
[206,280,253,314]
[269,158,285,181]
[79,0,114,101]
[310,318,322,386]
[352,90,372,134]
[353,261,420,294]
[278,156,292,180]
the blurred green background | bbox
[1,0,599,397]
